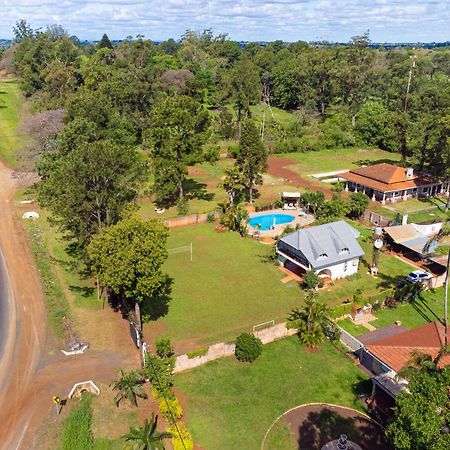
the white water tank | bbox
[406,168,414,179]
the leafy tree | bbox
[221,166,245,205]
[111,369,148,407]
[215,107,235,139]
[347,191,369,219]
[143,353,174,398]
[387,368,450,449]
[399,347,450,380]
[123,413,174,450]
[38,140,144,250]
[235,333,263,362]
[155,338,174,359]
[88,216,170,323]
[218,202,249,237]
[316,194,349,223]
[146,95,210,203]
[300,191,325,215]
[355,99,391,148]
[98,33,113,50]
[235,119,267,203]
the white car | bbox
[406,270,432,284]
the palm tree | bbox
[425,223,449,345]
[110,368,148,407]
[123,413,174,450]
[398,346,450,379]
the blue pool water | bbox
[248,213,295,231]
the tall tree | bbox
[146,95,210,204]
[38,140,144,250]
[387,368,450,449]
[87,216,170,323]
[123,414,174,450]
[235,119,267,203]
[98,33,113,50]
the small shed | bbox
[281,192,301,209]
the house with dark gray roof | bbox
[276,220,365,279]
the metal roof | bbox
[279,220,365,269]
[384,224,438,256]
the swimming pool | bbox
[248,213,295,231]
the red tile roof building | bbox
[366,321,450,372]
[339,163,449,205]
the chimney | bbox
[406,168,414,179]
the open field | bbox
[175,337,369,450]
[278,147,401,176]
[143,221,412,353]
[0,80,27,167]
[138,147,402,220]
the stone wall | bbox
[173,322,297,373]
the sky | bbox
[0,0,449,43]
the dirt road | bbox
[0,160,140,448]
[0,159,47,449]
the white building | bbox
[276,221,365,280]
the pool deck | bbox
[248,208,315,238]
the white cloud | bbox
[0,0,448,42]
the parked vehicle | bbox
[406,270,432,284]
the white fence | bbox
[338,326,364,353]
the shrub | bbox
[169,423,194,450]
[274,198,284,208]
[155,337,174,359]
[144,354,174,397]
[186,347,208,359]
[385,296,398,309]
[203,145,220,163]
[302,270,323,290]
[159,396,183,422]
[177,198,189,216]
[235,333,263,363]
[206,212,216,223]
[322,321,341,342]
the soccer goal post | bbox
[252,320,275,333]
[168,242,193,262]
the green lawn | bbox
[175,338,369,450]
[277,147,401,175]
[370,288,445,330]
[338,319,368,336]
[144,224,301,351]
[143,221,412,352]
[0,80,27,167]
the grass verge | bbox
[22,218,70,338]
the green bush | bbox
[322,321,341,342]
[177,198,189,216]
[169,423,194,450]
[186,347,208,359]
[144,354,174,397]
[206,212,216,223]
[62,394,94,450]
[302,270,323,290]
[155,337,174,359]
[204,145,220,163]
[234,333,263,363]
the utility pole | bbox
[404,49,416,112]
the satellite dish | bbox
[374,239,383,249]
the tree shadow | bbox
[410,294,443,325]
[184,178,215,201]
[69,285,96,298]
[375,271,405,290]
[297,408,390,449]
[141,276,174,321]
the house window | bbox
[318,253,328,260]
[339,247,349,255]
[344,262,348,272]
[423,187,428,193]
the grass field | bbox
[144,223,301,351]
[143,221,412,353]
[0,80,27,167]
[175,337,369,450]
[279,147,401,175]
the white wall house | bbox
[276,220,365,280]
